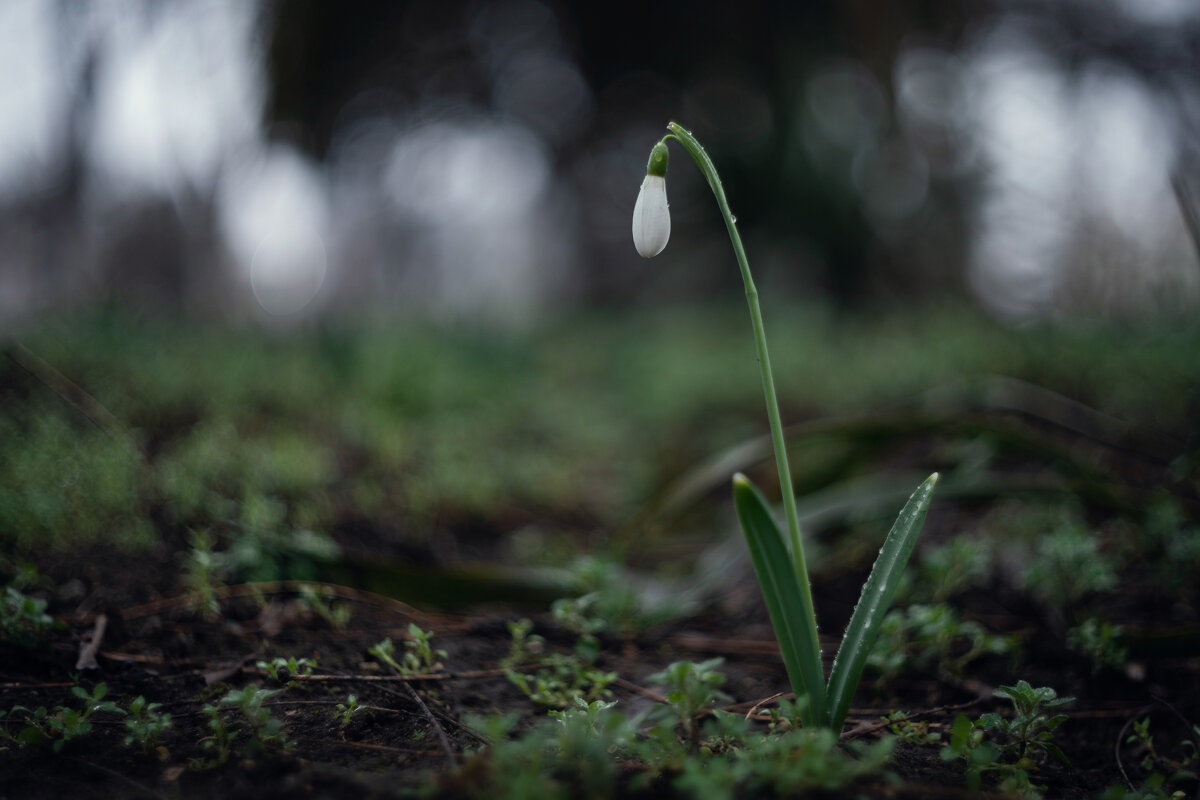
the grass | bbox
[4,302,1198,561]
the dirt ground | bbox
[3,505,1198,800]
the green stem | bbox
[664,121,820,650]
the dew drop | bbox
[730,214,738,223]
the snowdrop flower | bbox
[632,141,670,258]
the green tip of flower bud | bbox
[646,141,669,177]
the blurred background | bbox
[3,0,1200,331]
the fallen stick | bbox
[75,614,108,671]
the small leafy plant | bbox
[199,685,291,765]
[672,721,895,800]
[1116,716,1200,798]
[981,680,1075,767]
[123,695,173,755]
[183,529,226,620]
[882,710,941,746]
[1021,525,1117,612]
[867,603,1015,683]
[909,538,993,603]
[941,713,1004,792]
[506,653,618,709]
[455,696,894,800]
[0,683,124,752]
[1066,617,1128,674]
[499,617,545,668]
[634,123,938,731]
[550,594,606,661]
[547,697,623,742]
[647,658,731,749]
[369,624,447,676]
[258,656,317,684]
[504,613,618,709]
[941,680,1074,796]
[333,694,361,729]
[1,584,58,647]
[296,583,353,630]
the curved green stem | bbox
[663,121,820,657]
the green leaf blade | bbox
[826,473,939,732]
[733,473,826,727]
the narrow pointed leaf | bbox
[733,473,825,727]
[826,473,939,732]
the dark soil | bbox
[3,504,1199,800]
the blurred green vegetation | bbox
[1,304,1198,575]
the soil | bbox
[3,502,1199,800]
[3,391,1200,800]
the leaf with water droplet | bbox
[825,473,938,732]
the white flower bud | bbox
[632,174,670,258]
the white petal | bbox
[632,175,670,258]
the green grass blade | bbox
[825,473,938,732]
[733,473,825,727]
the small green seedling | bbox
[1121,715,1200,796]
[634,123,938,731]
[405,624,447,672]
[370,624,447,676]
[981,680,1075,767]
[1067,618,1128,674]
[1,585,59,647]
[0,683,124,753]
[257,656,316,684]
[883,710,941,746]
[200,685,291,764]
[506,653,618,709]
[911,538,993,603]
[941,713,1003,792]
[455,703,634,798]
[942,680,1074,796]
[183,529,226,620]
[868,603,1015,683]
[551,594,606,661]
[499,618,545,668]
[333,694,361,729]
[1128,717,1160,773]
[296,583,353,630]
[672,719,896,799]
[765,697,810,734]
[1021,526,1117,612]
[123,695,173,755]
[561,556,670,636]
[200,703,234,765]
[548,697,621,741]
[647,658,730,749]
